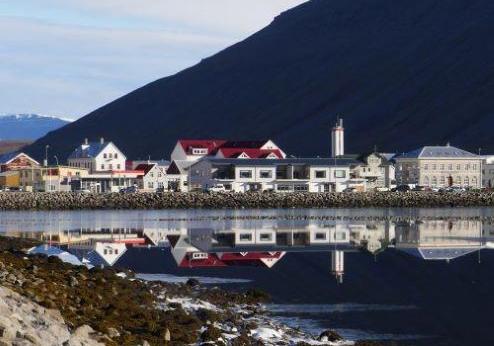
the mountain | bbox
[24,0,494,162]
[0,114,70,141]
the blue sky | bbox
[0,0,305,119]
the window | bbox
[294,184,308,191]
[440,164,445,170]
[334,170,346,178]
[109,164,113,170]
[277,184,292,191]
[457,164,461,170]
[431,176,437,186]
[239,233,252,241]
[101,164,105,170]
[455,176,461,184]
[114,153,118,159]
[424,176,430,185]
[424,164,428,170]
[448,164,453,170]
[315,232,327,240]
[259,170,272,178]
[114,249,118,254]
[472,177,478,186]
[464,176,469,186]
[109,153,113,159]
[440,176,445,185]
[103,154,107,159]
[239,170,252,178]
[259,233,272,241]
[432,164,437,170]
[473,164,477,170]
[117,164,121,170]
[315,170,326,178]
[148,182,154,189]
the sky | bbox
[0,0,305,120]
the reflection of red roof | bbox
[178,140,227,155]
[218,148,283,159]
[178,252,284,268]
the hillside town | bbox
[0,119,492,193]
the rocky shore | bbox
[2,191,494,210]
[0,236,387,346]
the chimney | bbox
[84,138,88,145]
[100,137,104,144]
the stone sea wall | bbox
[2,191,494,210]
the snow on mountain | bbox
[0,114,71,141]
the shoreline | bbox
[1,191,494,211]
[0,236,385,346]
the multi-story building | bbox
[350,152,395,189]
[17,166,89,192]
[67,138,126,173]
[188,158,356,193]
[481,155,494,188]
[170,139,286,162]
[134,163,168,191]
[394,145,482,188]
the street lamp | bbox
[44,145,50,166]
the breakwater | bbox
[2,191,494,210]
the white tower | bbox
[331,118,344,158]
[331,250,344,284]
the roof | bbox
[167,160,195,174]
[220,140,269,149]
[203,157,359,167]
[355,152,393,166]
[398,247,482,260]
[28,245,83,266]
[68,141,111,159]
[178,140,227,154]
[395,145,478,159]
[0,152,39,165]
[134,163,155,175]
[217,148,283,159]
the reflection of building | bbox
[350,222,395,254]
[395,219,484,261]
[331,251,344,283]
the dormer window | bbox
[103,154,107,159]
[109,153,113,159]
[191,148,208,155]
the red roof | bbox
[217,148,283,159]
[178,140,227,155]
[134,164,155,175]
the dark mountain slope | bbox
[25,0,494,161]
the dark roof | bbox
[134,164,155,175]
[398,247,481,260]
[68,142,111,159]
[395,145,478,159]
[204,157,358,166]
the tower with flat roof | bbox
[331,118,344,158]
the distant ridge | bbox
[23,0,494,161]
[0,114,70,141]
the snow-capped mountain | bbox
[0,114,71,140]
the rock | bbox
[186,278,200,287]
[163,328,171,342]
[318,330,343,342]
[107,327,120,338]
[69,276,79,287]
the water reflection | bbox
[1,209,491,283]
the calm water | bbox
[2,208,494,345]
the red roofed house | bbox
[170,139,286,162]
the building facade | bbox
[394,145,482,188]
[351,152,395,189]
[67,138,126,173]
[188,158,355,193]
[0,152,39,173]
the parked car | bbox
[392,185,410,192]
[342,187,356,193]
[412,185,425,192]
[120,186,138,194]
[206,184,227,193]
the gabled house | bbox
[0,152,39,173]
[135,163,168,191]
[170,139,286,162]
[166,160,196,192]
[67,138,126,173]
[350,152,395,189]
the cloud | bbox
[0,1,307,118]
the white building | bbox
[134,163,168,191]
[170,139,286,162]
[331,118,344,158]
[188,158,356,193]
[394,145,482,188]
[67,138,126,173]
[351,152,396,189]
[481,155,494,188]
